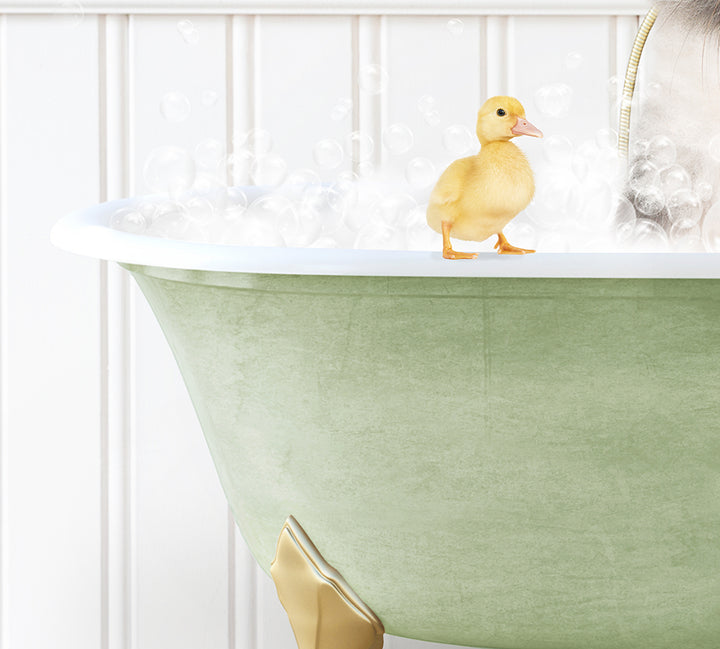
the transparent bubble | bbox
[614,195,637,242]
[160,91,191,123]
[327,173,359,216]
[667,189,702,225]
[55,1,84,28]
[405,204,442,251]
[194,138,225,170]
[670,219,702,250]
[359,64,388,95]
[201,90,219,108]
[607,76,619,100]
[417,95,436,114]
[446,18,464,35]
[383,124,415,155]
[357,161,375,178]
[184,196,215,226]
[284,168,322,187]
[528,170,579,228]
[226,150,254,185]
[442,125,474,156]
[534,83,573,118]
[634,186,665,217]
[702,201,720,251]
[696,181,713,202]
[647,135,676,168]
[192,171,225,195]
[223,216,285,247]
[423,110,441,127]
[571,155,589,182]
[331,97,352,121]
[628,160,659,193]
[577,179,614,230]
[369,194,417,228]
[177,19,199,45]
[313,139,344,169]
[346,132,374,163]
[354,222,404,250]
[251,154,287,186]
[644,81,663,101]
[143,146,196,196]
[146,202,191,239]
[631,218,669,251]
[504,220,537,250]
[565,51,584,70]
[405,157,436,188]
[245,128,274,156]
[632,139,649,159]
[110,207,146,234]
[659,164,691,196]
[310,236,341,249]
[136,200,159,221]
[543,135,573,165]
[222,187,249,220]
[596,129,618,150]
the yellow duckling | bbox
[427,96,543,259]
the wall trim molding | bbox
[0,1,649,16]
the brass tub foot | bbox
[270,516,385,649]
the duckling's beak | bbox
[511,118,543,138]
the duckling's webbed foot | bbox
[441,221,478,260]
[494,232,535,255]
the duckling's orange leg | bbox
[442,221,478,260]
[494,232,535,255]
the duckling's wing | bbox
[428,158,471,206]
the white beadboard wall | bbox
[0,3,644,649]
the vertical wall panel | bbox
[257,15,353,181]
[4,14,102,649]
[130,15,231,649]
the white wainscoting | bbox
[0,4,643,649]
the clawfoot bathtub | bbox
[53,196,720,649]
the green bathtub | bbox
[53,198,720,649]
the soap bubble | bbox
[596,129,618,150]
[146,202,191,239]
[284,168,322,188]
[346,132,374,163]
[192,172,225,195]
[405,157,436,188]
[442,125,474,156]
[251,154,287,186]
[423,110,441,127]
[571,155,589,182]
[709,134,720,163]
[702,201,720,251]
[534,83,573,118]
[530,170,579,227]
[160,91,191,123]
[670,219,702,250]
[631,218,669,251]
[223,215,285,247]
[354,222,403,250]
[647,135,676,168]
[607,75,619,100]
[222,187,249,220]
[565,51,584,70]
[504,220,537,250]
[359,64,388,95]
[313,139,344,169]
[660,164,691,196]
[666,189,702,225]
[577,178,614,230]
[327,173,359,216]
[446,18,464,35]
[184,196,215,226]
[194,138,225,170]
[136,200,159,221]
[383,124,415,155]
[245,128,274,156]
[418,95,436,114]
[226,150,253,185]
[177,19,200,45]
[695,181,713,202]
[201,90,219,107]
[111,207,146,234]
[543,135,573,165]
[310,236,341,248]
[55,1,84,27]
[331,97,352,121]
[369,194,417,228]
[634,186,665,217]
[632,139,649,159]
[143,146,196,196]
[357,161,375,178]
[628,160,659,193]
[405,204,441,250]
[614,195,637,242]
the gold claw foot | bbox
[270,516,384,649]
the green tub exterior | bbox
[126,263,720,649]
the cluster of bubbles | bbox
[623,134,720,251]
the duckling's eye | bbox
[496,108,506,117]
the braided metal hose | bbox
[618,6,659,157]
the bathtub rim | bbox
[51,195,720,278]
